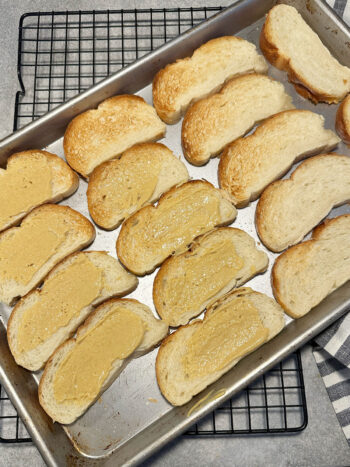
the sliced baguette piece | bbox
[87,143,189,230]
[39,298,168,424]
[256,154,350,252]
[116,180,237,276]
[181,73,293,166]
[156,287,285,406]
[218,110,340,207]
[153,227,268,327]
[336,95,350,144]
[152,36,268,124]
[63,95,166,178]
[7,251,138,371]
[272,215,350,318]
[260,4,350,103]
[0,204,95,305]
[0,150,79,232]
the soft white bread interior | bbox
[0,204,95,305]
[0,150,79,232]
[272,215,350,318]
[156,287,285,406]
[181,73,293,166]
[7,251,138,371]
[152,36,268,124]
[218,110,340,207]
[87,143,189,230]
[256,154,350,252]
[63,95,166,178]
[260,4,350,103]
[39,298,168,424]
[116,180,237,276]
[153,227,268,326]
[336,95,350,144]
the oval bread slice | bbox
[0,204,95,305]
[87,143,189,230]
[7,251,138,371]
[336,95,350,144]
[153,227,268,326]
[156,287,285,406]
[0,150,79,232]
[181,73,293,166]
[64,95,166,178]
[39,298,168,424]
[218,110,340,207]
[152,36,268,124]
[256,154,350,252]
[260,4,350,103]
[116,180,237,276]
[272,215,350,318]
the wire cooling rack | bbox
[0,7,308,443]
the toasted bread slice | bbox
[63,95,166,178]
[218,110,340,207]
[152,36,268,124]
[256,154,350,252]
[0,204,95,305]
[0,150,79,232]
[153,227,268,326]
[7,251,138,371]
[39,298,168,424]
[156,287,285,406]
[116,180,237,276]
[260,4,350,103]
[272,215,350,318]
[336,95,350,144]
[182,74,293,166]
[87,143,189,230]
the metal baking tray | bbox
[0,0,349,465]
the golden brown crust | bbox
[336,96,350,144]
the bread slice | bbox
[87,143,189,230]
[63,95,166,178]
[0,204,95,305]
[256,154,350,252]
[181,73,293,166]
[218,110,340,207]
[272,215,350,318]
[0,150,78,233]
[153,227,268,326]
[7,251,138,371]
[156,287,285,406]
[336,95,350,144]
[152,36,268,124]
[39,298,168,424]
[260,4,350,103]
[116,180,237,276]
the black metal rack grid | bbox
[0,7,307,443]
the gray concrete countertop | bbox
[0,1,349,466]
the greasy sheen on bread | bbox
[181,74,293,166]
[152,36,268,124]
[153,227,268,326]
[64,95,166,178]
[116,180,237,276]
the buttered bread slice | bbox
[0,204,95,305]
[0,150,78,232]
[336,95,350,144]
[64,95,166,178]
[116,180,237,275]
[272,215,350,318]
[7,251,138,371]
[153,227,268,326]
[153,36,268,124]
[156,287,285,406]
[182,74,293,166]
[39,298,168,424]
[87,143,189,230]
[256,154,350,252]
[219,110,339,207]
